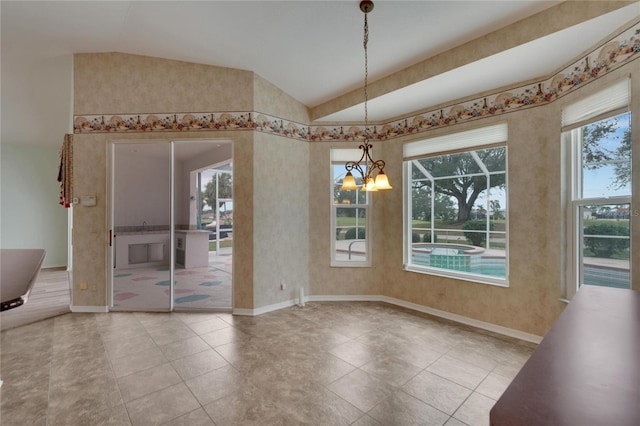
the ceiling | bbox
[2,1,639,146]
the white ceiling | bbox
[2,1,639,145]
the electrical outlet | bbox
[79,282,88,290]
[280,281,286,290]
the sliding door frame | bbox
[107,138,233,312]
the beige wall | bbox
[73,53,258,309]
[72,49,638,336]
[251,72,311,309]
[74,53,253,114]
[310,63,639,337]
[369,107,566,336]
[71,130,254,309]
[253,74,310,125]
[308,141,386,297]
[253,132,309,306]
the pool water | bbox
[413,254,629,288]
[431,248,466,255]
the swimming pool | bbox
[412,243,485,273]
[412,249,629,288]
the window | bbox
[403,124,508,286]
[563,79,631,299]
[331,150,370,266]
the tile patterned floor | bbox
[0,302,535,425]
[113,252,232,310]
[0,268,70,331]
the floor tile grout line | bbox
[181,373,218,425]
[4,301,532,425]
[44,319,56,426]
[447,363,497,426]
[106,313,141,426]
[396,387,453,423]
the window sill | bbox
[403,265,509,288]
[331,261,371,268]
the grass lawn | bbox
[336,217,367,227]
[209,240,233,251]
[412,220,507,232]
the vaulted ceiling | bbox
[2,1,639,147]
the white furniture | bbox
[175,230,210,268]
[114,232,170,269]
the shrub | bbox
[412,232,421,243]
[422,231,438,243]
[584,223,629,258]
[462,220,494,246]
[345,227,366,240]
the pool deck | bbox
[472,248,628,271]
[339,241,630,272]
[582,256,629,270]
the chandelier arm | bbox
[370,159,386,173]
[344,160,366,183]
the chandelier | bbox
[341,0,392,192]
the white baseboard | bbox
[231,294,542,344]
[308,294,541,343]
[232,308,254,316]
[379,296,542,344]
[308,294,383,302]
[70,305,109,313]
[233,298,298,316]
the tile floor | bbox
[0,302,535,425]
[0,268,70,331]
[113,252,232,310]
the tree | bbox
[411,186,456,222]
[582,118,618,165]
[582,114,631,190]
[202,172,233,215]
[612,128,631,189]
[333,185,359,207]
[462,219,495,246]
[333,181,363,219]
[489,199,504,220]
[412,148,506,223]
[583,222,629,258]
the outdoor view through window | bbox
[573,111,631,290]
[406,145,508,285]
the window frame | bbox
[563,111,632,300]
[402,124,509,287]
[330,152,372,268]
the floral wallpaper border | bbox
[74,22,640,142]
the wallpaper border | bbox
[73,22,640,142]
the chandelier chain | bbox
[363,11,369,139]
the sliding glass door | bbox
[173,141,233,310]
[109,139,233,311]
[111,142,173,311]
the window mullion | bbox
[331,158,371,267]
[404,140,508,286]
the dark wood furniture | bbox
[1,249,46,311]
[490,285,640,426]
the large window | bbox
[563,79,631,299]
[404,124,508,285]
[331,150,370,266]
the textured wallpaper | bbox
[70,34,639,336]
